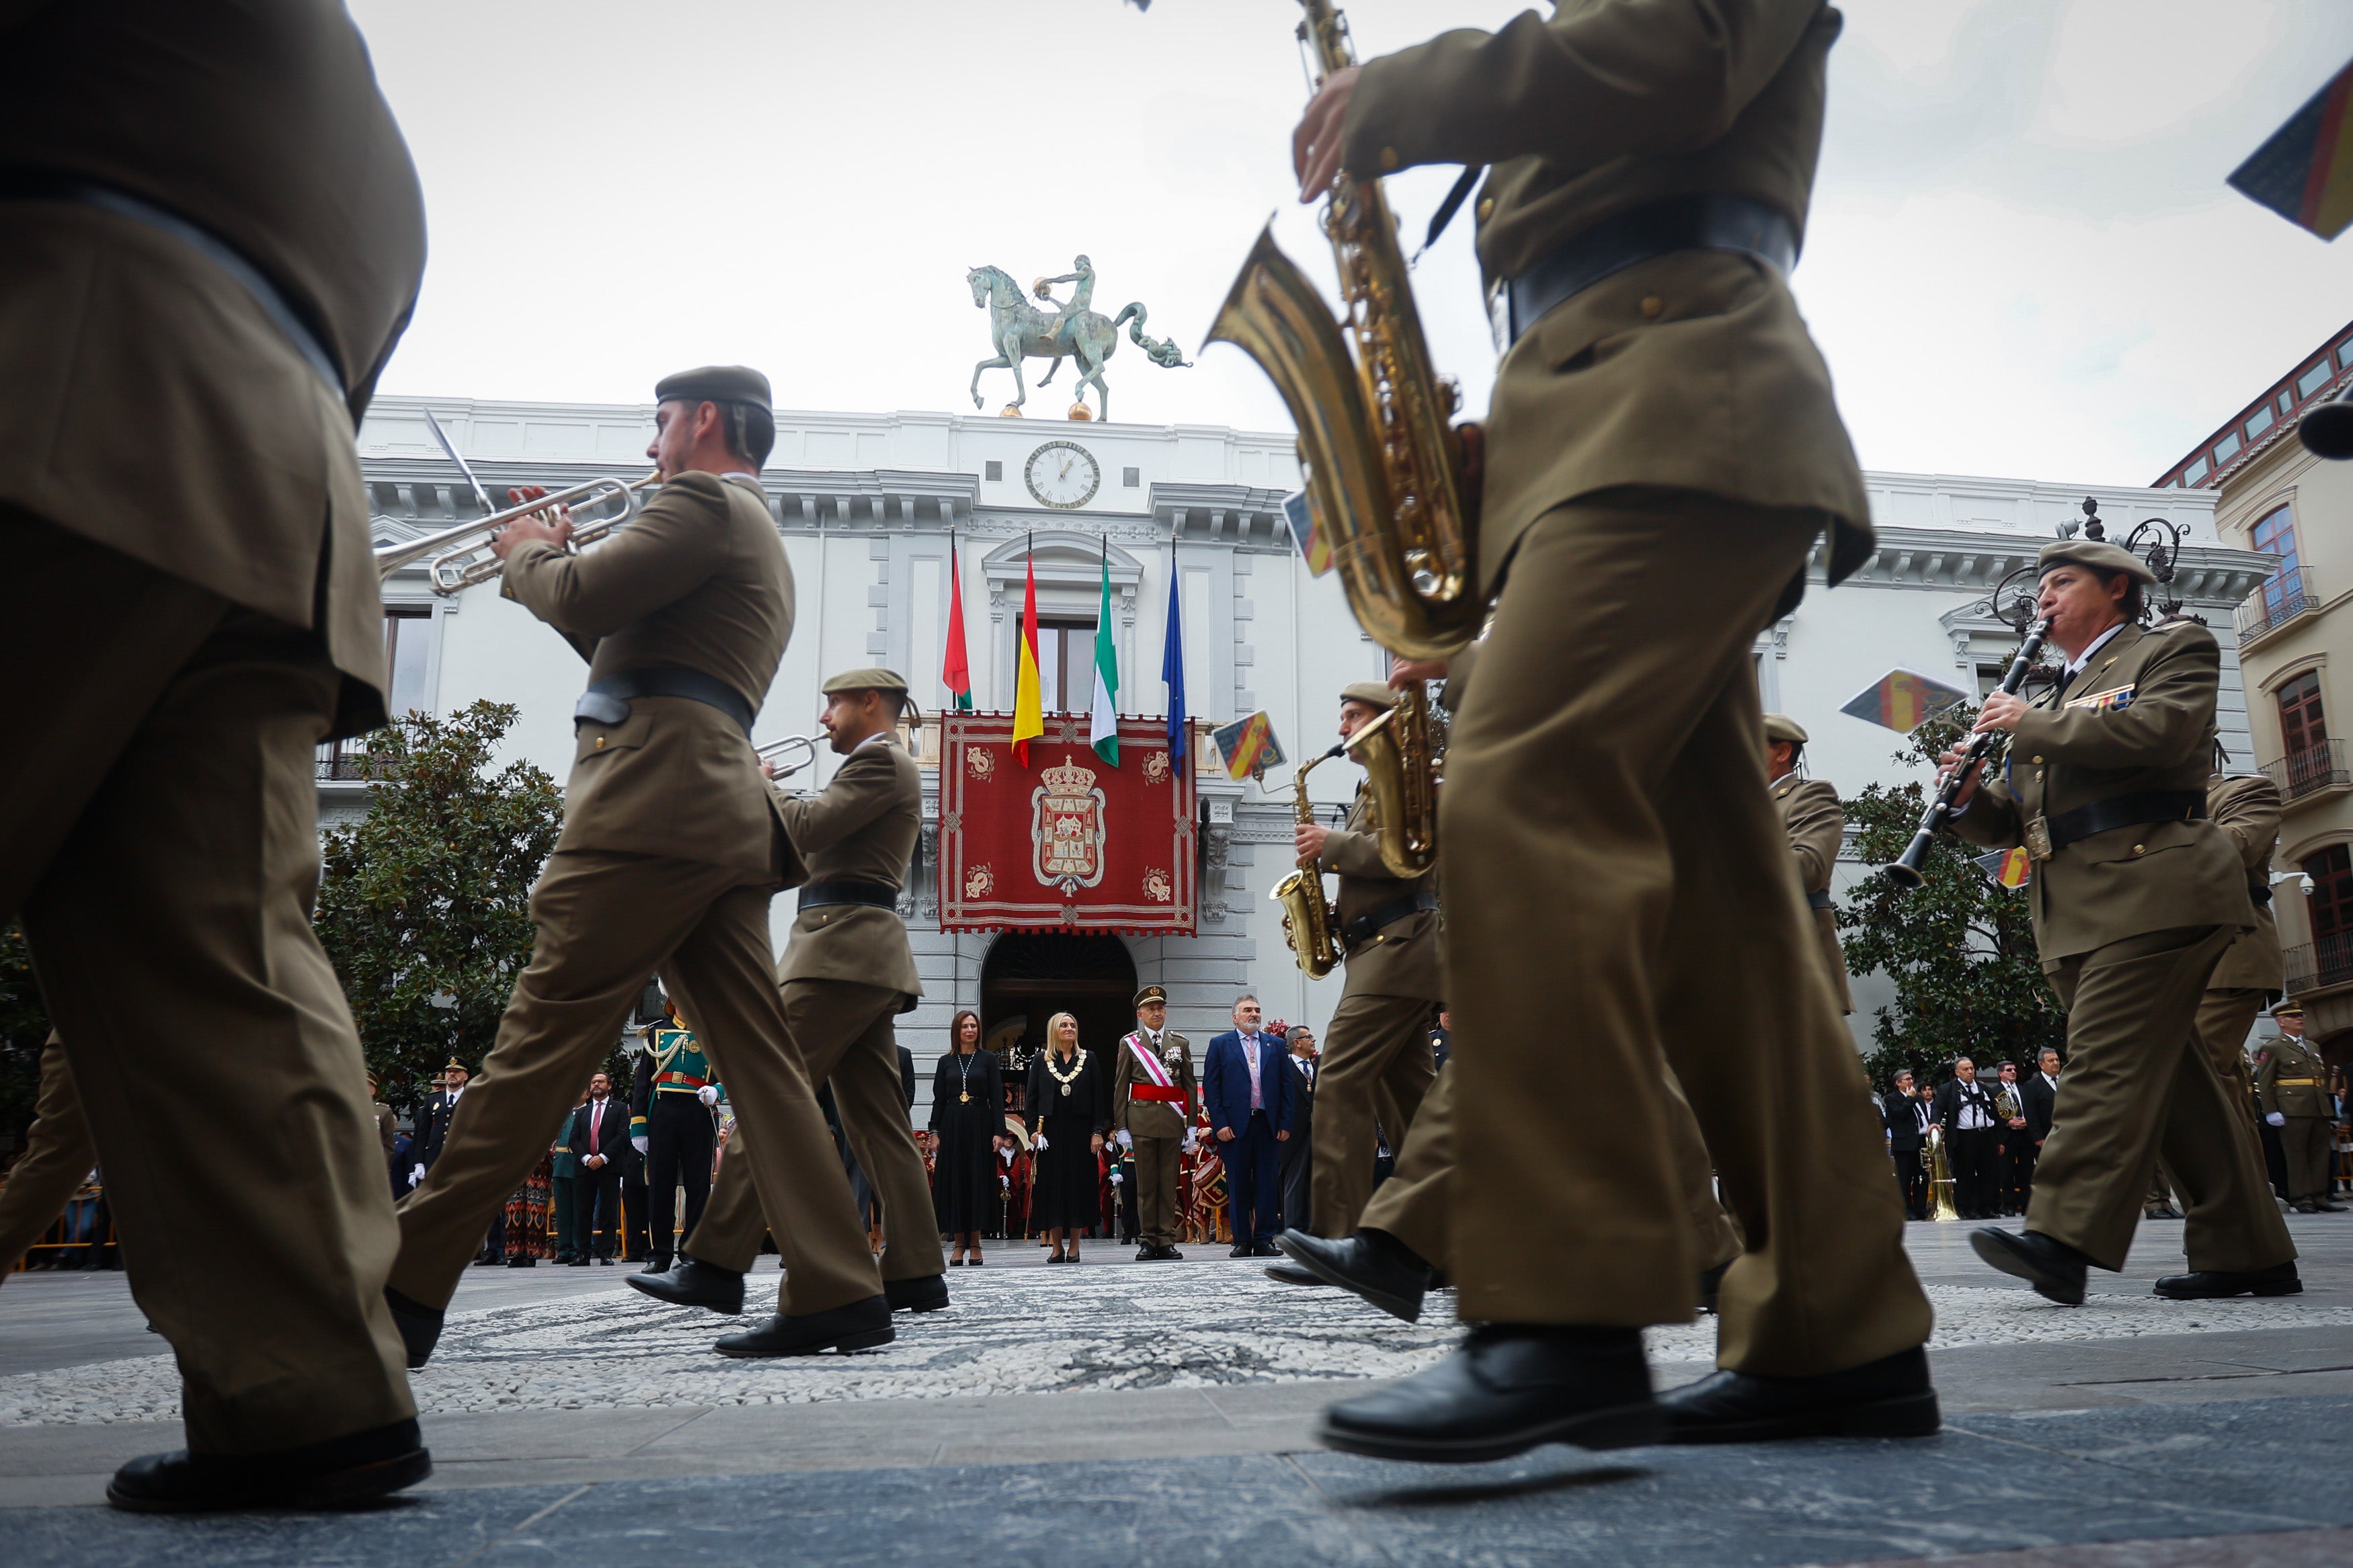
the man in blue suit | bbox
[1203,993,1297,1257]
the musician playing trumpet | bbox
[1937,536,2297,1307]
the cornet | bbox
[754,734,820,779]
[372,472,662,597]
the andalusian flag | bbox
[1089,537,1120,766]
[2231,56,2353,239]
[943,532,973,711]
[1839,668,1970,735]
[1012,534,1043,766]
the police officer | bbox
[1111,985,1198,1260]
[1946,536,2298,1301]
[631,994,723,1272]
[2257,1003,2341,1213]
[1763,715,1852,1014]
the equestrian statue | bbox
[967,253,1190,421]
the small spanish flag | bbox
[1840,669,1970,735]
[1282,491,1333,577]
[2230,56,2353,240]
[1213,710,1284,782]
[1973,847,2033,890]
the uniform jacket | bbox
[371,1102,397,1159]
[631,1026,721,1139]
[1202,1031,1300,1139]
[2206,772,2286,993]
[1773,771,1853,1013]
[549,1116,577,1182]
[0,0,426,736]
[1111,1027,1198,1141]
[1315,784,1445,1001]
[1949,620,2255,967]
[506,471,803,884]
[418,1089,463,1170]
[2024,1071,2059,1143]
[774,735,923,998]
[2256,1036,2333,1120]
[1345,0,1871,596]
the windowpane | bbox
[2280,670,2327,757]
[2284,390,2299,415]
[2299,360,2335,399]
[2246,405,2275,440]
[2305,843,2353,942]
[1030,618,1095,713]
[2184,456,2210,485]
[2214,431,2242,464]
[385,609,433,716]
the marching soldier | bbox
[633,667,950,1335]
[2201,769,2286,1118]
[1946,538,2298,1301]
[1111,985,1199,1260]
[1289,0,1936,1462]
[1291,683,1445,1240]
[389,368,891,1365]
[1764,716,1853,1014]
[631,995,723,1272]
[1,0,432,1509]
[0,1040,94,1290]
[2257,1003,2341,1213]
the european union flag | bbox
[1162,556,1187,764]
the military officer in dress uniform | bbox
[631,995,723,1272]
[1764,715,1853,1014]
[0,0,433,1510]
[1946,536,2299,1302]
[1292,683,1446,1241]
[633,667,949,1335]
[1111,985,1199,1260]
[389,368,891,1366]
[1289,0,1936,1462]
[2258,1003,2341,1213]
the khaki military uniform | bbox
[1306,782,1444,1238]
[0,0,426,1453]
[2256,1035,2336,1204]
[1111,1026,1197,1248]
[392,474,883,1320]
[1952,620,2290,1275]
[1343,1,1928,1371]
[1773,772,1853,1014]
[685,736,945,1295]
[2200,773,2285,1106]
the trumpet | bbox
[754,733,820,779]
[373,472,662,597]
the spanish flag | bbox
[1012,535,1043,766]
[1839,668,1970,735]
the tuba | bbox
[1206,0,1480,663]
[1273,745,1347,979]
[1342,683,1439,878]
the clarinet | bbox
[1884,616,2051,889]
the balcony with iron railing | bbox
[2261,738,2352,806]
[2237,567,2322,646]
[315,741,392,784]
[2284,931,2353,995]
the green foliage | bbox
[1837,702,2065,1094]
[0,923,48,1157]
[317,701,563,1114]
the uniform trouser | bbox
[1133,1132,1183,1247]
[0,1042,95,1281]
[391,853,879,1315]
[1359,1053,1741,1278]
[684,979,943,1298]
[1443,493,1931,1374]
[2033,926,2294,1273]
[645,1094,715,1262]
[574,1161,623,1258]
[551,1176,577,1260]
[3,517,414,1453]
[2282,1117,2335,1202]
[2196,989,2266,1134]
[1309,992,1435,1239]
[1946,1128,1997,1217]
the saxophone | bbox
[1205,0,1481,663]
[1341,682,1439,877]
[1273,745,1347,979]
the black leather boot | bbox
[107,1417,430,1512]
[1264,1260,1330,1287]
[1970,1227,2090,1306]
[714,1296,893,1358]
[383,1287,443,1370]
[626,1256,746,1315]
[2153,1260,2301,1298]
[1318,1325,1660,1463]
[884,1273,950,1313]
[1273,1227,1433,1323]
[1659,1345,1940,1443]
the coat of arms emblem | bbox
[1031,757,1108,892]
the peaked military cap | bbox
[653,364,772,410]
[2037,536,2155,585]
[1762,713,1808,745]
[1340,681,1398,712]
[1133,985,1168,1009]
[2274,1000,2305,1019]
[443,1057,469,1073]
[820,667,910,696]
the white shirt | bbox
[2061,621,2128,683]
[2040,1071,2059,1093]
[1951,1081,1993,1131]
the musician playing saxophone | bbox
[1292,0,1933,1464]
[1938,536,2297,1306]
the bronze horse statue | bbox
[967,256,1188,420]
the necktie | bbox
[590,1102,601,1154]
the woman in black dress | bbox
[930,1009,1002,1266]
[1025,1011,1109,1262]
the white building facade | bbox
[351,397,2275,1116]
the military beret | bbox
[1133,985,1168,1009]
[653,364,772,410]
[2274,1000,2305,1019]
[820,667,910,696]
[1340,682,1398,712]
[1762,713,1808,745]
[2038,537,2155,585]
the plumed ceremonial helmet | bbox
[653,364,772,410]
[2036,537,2155,585]
[1762,713,1808,745]
[1339,681,1398,712]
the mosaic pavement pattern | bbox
[6,1260,2352,1426]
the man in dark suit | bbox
[1936,1059,2000,1221]
[417,1060,470,1177]
[570,1072,631,1264]
[1203,995,1297,1257]
[1280,1025,1320,1235]
[2022,1048,2061,1212]
[1884,1069,1929,1221]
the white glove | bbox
[1000,1174,1010,1190]
[1034,1132,1049,1151]
[631,1134,649,1156]
[1181,1132,1197,1153]
[2267,1111,2287,1126]
[697,1085,719,1106]
[1109,1171,1123,1186]
[411,1164,426,1185]
[1115,1128,1133,1150]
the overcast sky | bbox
[348,0,2353,489]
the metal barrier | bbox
[3,1181,117,1274]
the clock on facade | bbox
[1024,440,1100,509]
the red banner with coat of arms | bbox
[937,712,1196,934]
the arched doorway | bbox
[980,932,1138,1115]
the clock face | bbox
[1025,441,1100,509]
